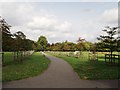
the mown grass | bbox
[48,51,119,80]
[2,52,50,82]
[3,52,14,65]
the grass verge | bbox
[2,52,50,82]
[48,52,119,80]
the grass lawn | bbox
[48,51,119,80]
[2,52,50,82]
[3,52,14,65]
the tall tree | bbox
[97,26,118,59]
[37,36,48,51]
[0,16,13,51]
[62,40,71,51]
[76,37,86,51]
[13,31,26,51]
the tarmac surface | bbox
[3,53,118,88]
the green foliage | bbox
[0,17,13,51]
[3,52,13,65]
[13,31,26,51]
[0,17,36,51]
[62,41,76,51]
[47,39,93,51]
[76,37,94,51]
[49,51,119,80]
[97,26,118,53]
[2,52,50,82]
[37,36,48,51]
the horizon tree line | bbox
[1,17,119,55]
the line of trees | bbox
[1,18,36,52]
[36,26,119,54]
[0,17,36,63]
[1,16,119,62]
[36,36,95,52]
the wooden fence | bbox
[2,51,34,65]
[105,54,120,64]
[13,51,34,62]
[49,51,83,58]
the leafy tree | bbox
[0,16,13,51]
[62,40,71,51]
[97,26,118,59]
[22,39,35,51]
[13,31,26,51]
[51,42,63,51]
[76,37,86,51]
[32,41,37,51]
[67,42,76,51]
[37,36,48,51]
[84,42,94,51]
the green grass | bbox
[48,51,119,80]
[3,52,14,65]
[2,52,50,82]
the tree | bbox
[97,26,118,59]
[50,42,63,51]
[12,31,26,61]
[13,31,26,51]
[32,41,37,51]
[37,36,48,51]
[0,16,13,51]
[22,39,35,51]
[62,40,71,51]
[84,42,94,51]
[76,37,86,51]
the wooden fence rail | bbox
[105,54,120,64]
[1,51,34,65]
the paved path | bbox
[3,54,118,88]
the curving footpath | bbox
[3,53,118,88]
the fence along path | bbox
[3,53,118,88]
[105,54,120,64]
[2,51,34,64]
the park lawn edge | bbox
[47,52,119,80]
[2,52,51,82]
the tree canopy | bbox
[0,17,37,51]
[37,36,48,51]
[97,26,118,53]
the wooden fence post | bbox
[2,52,4,65]
[105,54,106,62]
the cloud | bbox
[81,8,94,13]
[27,15,57,30]
[0,3,35,26]
[55,21,72,32]
[100,8,118,25]
[0,2,118,44]
[0,3,72,43]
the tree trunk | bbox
[13,52,16,61]
[110,50,113,63]
[17,51,19,62]
[20,51,23,62]
[2,52,4,66]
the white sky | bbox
[0,1,118,43]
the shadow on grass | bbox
[74,60,119,80]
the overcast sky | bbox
[0,2,118,43]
